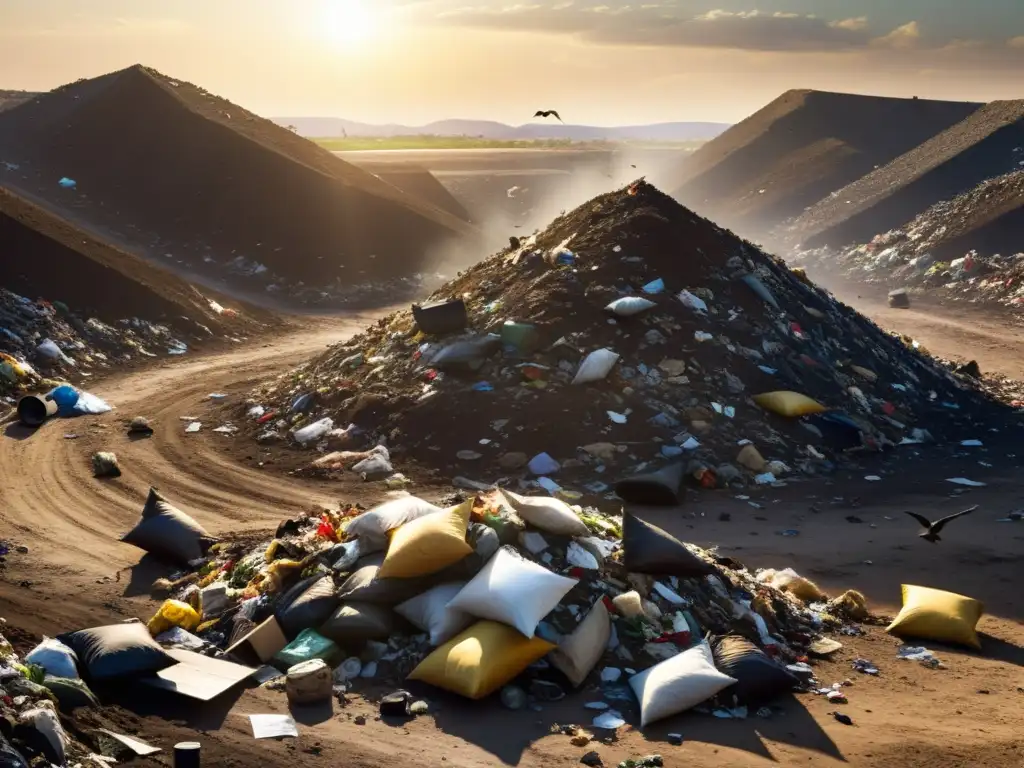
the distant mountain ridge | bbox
[271,116,730,142]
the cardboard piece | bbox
[97,729,161,756]
[226,616,287,665]
[142,649,256,701]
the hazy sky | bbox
[2,0,1023,125]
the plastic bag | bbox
[18,702,68,765]
[605,297,655,317]
[147,600,202,636]
[49,385,80,415]
[293,417,334,445]
[37,339,72,364]
[572,348,620,385]
[24,637,79,680]
[73,391,112,415]
[273,628,339,669]
[353,452,393,477]
[677,290,708,313]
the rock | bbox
[456,450,483,461]
[91,452,121,478]
[354,715,367,726]
[581,443,618,461]
[128,416,153,435]
[498,452,529,470]
[887,289,911,308]
[581,752,603,767]
[501,685,527,710]
[667,734,683,746]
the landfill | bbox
[243,180,1010,497]
[789,169,1024,313]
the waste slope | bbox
[792,100,1024,248]
[665,90,979,235]
[248,181,1003,487]
[0,187,223,326]
[0,65,474,284]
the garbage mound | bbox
[124,489,866,723]
[791,100,1024,249]
[0,189,251,398]
[247,180,1004,492]
[664,89,979,237]
[789,171,1024,312]
[0,64,474,293]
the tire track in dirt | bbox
[0,312,384,577]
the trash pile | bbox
[0,287,205,399]
[789,169,1024,312]
[245,181,1006,495]
[117,485,871,727]
[0,621,112,766]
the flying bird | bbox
[534,110,563,123]
[903,506,978,543]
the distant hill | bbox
[272,117,730,142]
[664,89,981,239]
[791,100,1024,249]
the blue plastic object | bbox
[58,177,77,189]
[49,385,80,416]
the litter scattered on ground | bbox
[249,714,298,739]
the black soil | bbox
[666,90,981,239]
[0,65,475,285]
[793,100,1024,248]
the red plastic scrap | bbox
[257,411,277,424]
[653,631,691,646]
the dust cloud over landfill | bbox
[2,2,1024,767]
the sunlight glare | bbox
[326,0,377,47]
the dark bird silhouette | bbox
[904,506,978,543]
[534,110,563,122]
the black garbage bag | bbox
[0,733,28,768]
[622,513,716,578]
[711,635,798,705]
[120,488,217,565]
[275,574,340,639]
[614,463,684,506]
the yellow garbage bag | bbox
[407,621,555,699]
[378,500,472,579]
[753,391,827,417]
[147,599,201,636]
[886,584,983,650]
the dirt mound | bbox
[0,65,474,288]
[244,181,1007,493]
[664,90,980,238]
[0,187,255,394]
[353,162,473,223]
[792,100,1024,249]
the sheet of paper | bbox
[250,714,298,739]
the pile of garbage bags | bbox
[0,287,211,398]
[244,181,1006,497]
[132,485,869,725]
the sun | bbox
[325,0,378,47]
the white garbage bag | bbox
[572,349,620,385]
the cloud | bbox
[871,21,921,49]
[1009,36,1024,48]
[424,4,937,53]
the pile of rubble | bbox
[244,181,1005,496]
[112,485,867,725]
[0,287,220,401]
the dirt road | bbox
[2,304,1024,766]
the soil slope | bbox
[0,89,40,113]
[353,161,473,223]
[665,90,980,238]
[792,100,1024,248]
[0,186,229,328]
[0,66,474,285]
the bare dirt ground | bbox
[1,152,1022,766]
